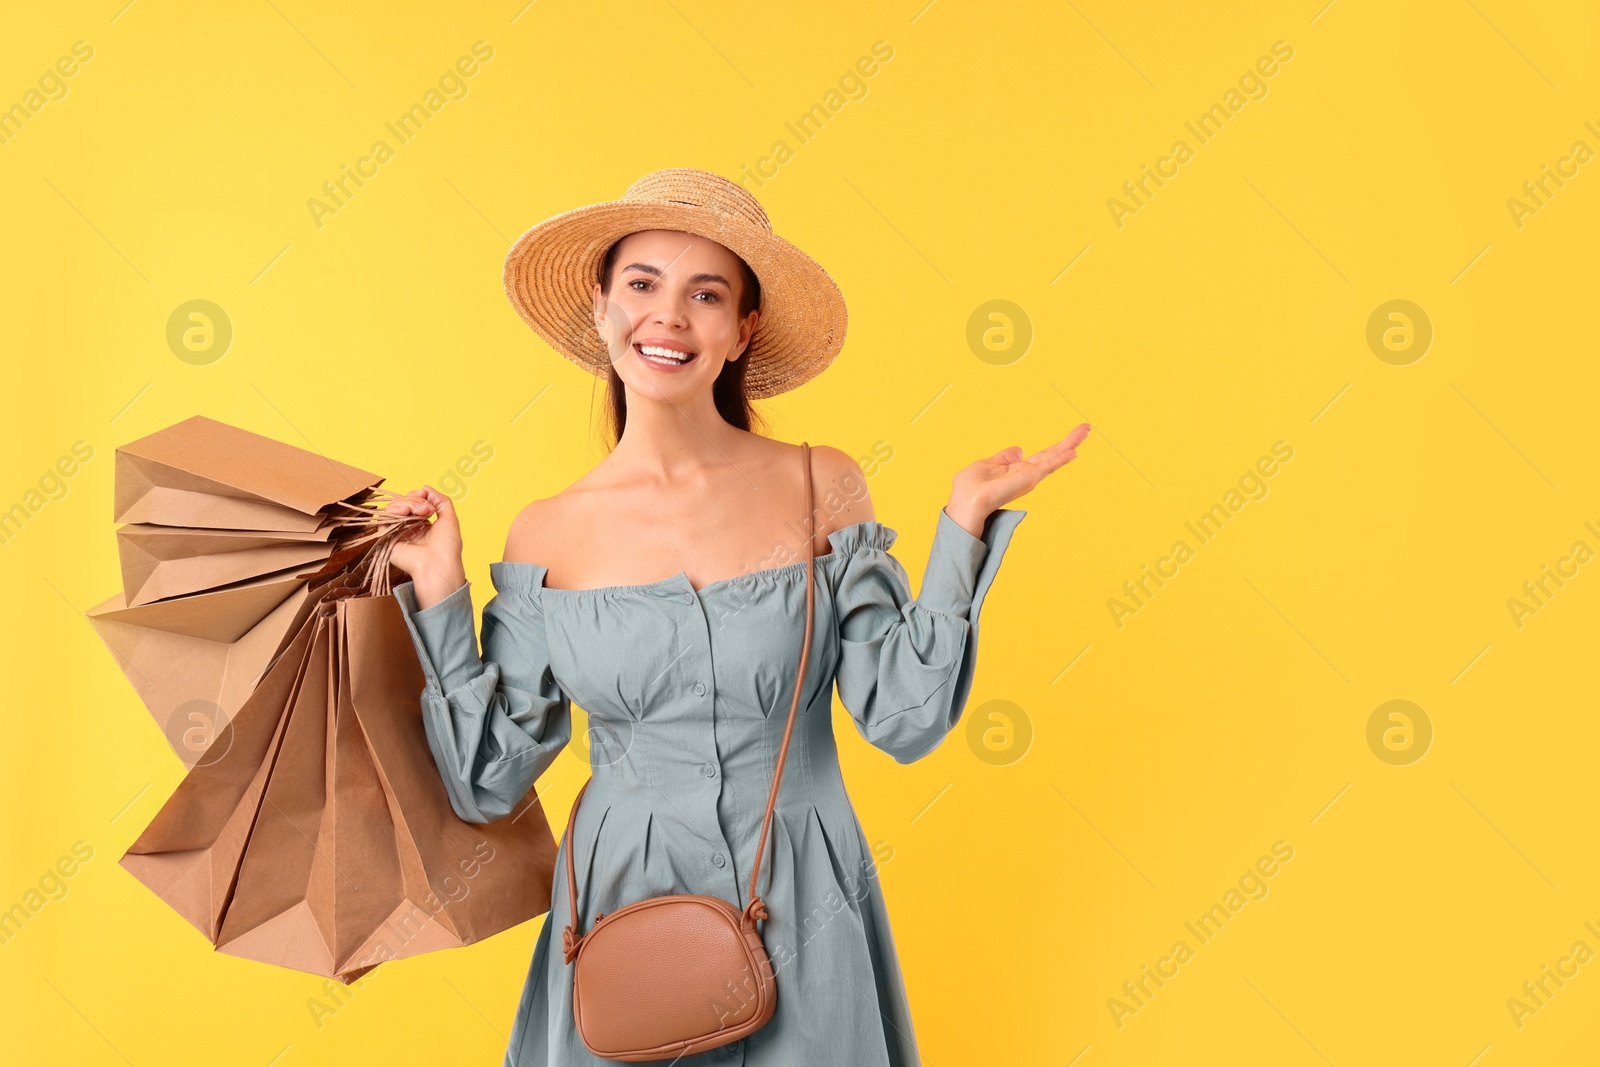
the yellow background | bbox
[2,1,1597,1063]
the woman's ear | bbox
[732,309,759,360]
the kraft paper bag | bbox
[105,415,560,984]
[88,530,387,762]
[119,612,320,942]
[86,572,322,765]
[116,521,340,607]
[123,591,559,983]
[114,414,382,530]
[341,593,557,952]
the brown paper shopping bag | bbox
[89,502,390,763]
[118,609,322,943]
[194,590,557,982]
[102,423,561,983]
[114,414,383,530]
[341,592,557,951]
[89,411,378,763]
[122,576,559,983]
[86,571,324,766]
[90,463,393,764]
[115,521,341,607]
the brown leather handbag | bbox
[558,442,818,1062]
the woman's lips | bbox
[634,343,699,369]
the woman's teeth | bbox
[637,344,697,366]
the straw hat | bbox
[502,168,848,400]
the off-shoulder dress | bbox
[391,507,1026,1066]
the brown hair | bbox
[595,236,766,447]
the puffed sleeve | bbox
[391,564,572,824]
[831,507,1027,764]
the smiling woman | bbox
[592,228,766,444]
[384,167,1087,1065]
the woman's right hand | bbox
[384,486,468,607]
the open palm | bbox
[951,422,1091,520]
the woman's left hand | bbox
[945,423,1092,536]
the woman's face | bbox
[593,229,758,401]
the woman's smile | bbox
[633,338,700,370]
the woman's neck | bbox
[604,395,752,486]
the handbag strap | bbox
[561,443,818,962]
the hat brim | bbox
[503,200,847,400]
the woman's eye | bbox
[625,279,718,303]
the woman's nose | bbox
[649,292,689,326]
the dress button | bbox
[681,593,694,603]
[693,681,707,696]
[703,763,716,778]
[712,852,726,867]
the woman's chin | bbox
[617,369,708,400]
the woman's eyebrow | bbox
[621,262,731,288]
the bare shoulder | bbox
[503,494,571,565]
[803,443,876,537]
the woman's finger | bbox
[1036,425,1089,460]
[1025,425,1090,468]
[381,488,443,517]
[421,486,452,514]
[1024,441,1073,471]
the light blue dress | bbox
[392,507,1026,1066]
